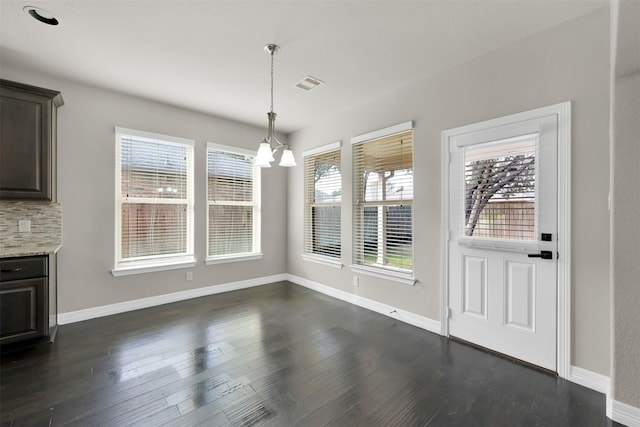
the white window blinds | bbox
[304,142,341,259]
[353,124,413,272]
[207,144,260,259]
[115,128,194,268]
[353,125,413,272]
[464,134,537,240]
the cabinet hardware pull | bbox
[1,267,23,273]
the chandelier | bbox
[254,44,296,167]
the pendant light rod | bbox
[265,44,279,113]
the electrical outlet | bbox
[18,219,31,233]
[186,271,193,281]
[353,276,359,287]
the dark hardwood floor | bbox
[1,281,619,426]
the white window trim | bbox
[206,142,261,262]
[457,237,540,254]
[303,141,342,262]
[302,141,342,157]
[113,127,195,275]
[206,253,263,265]
[350,264,416,286]
[115,127,195,146]
[112,258,197,277]
[302,253,343,269]
[351,121,413,145]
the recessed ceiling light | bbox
[23,6,59,26]
[295,76,324,92]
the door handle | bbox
[527,250,553,260]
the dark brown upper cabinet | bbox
[0,79,64,201]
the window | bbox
[303,142,342,264]
[464,134,537,240]
[114,128,195,274]
[207,143,261,262]
[352,122,414,280]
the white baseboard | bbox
[608,398,640,427]
[286,273,441,335]
[569,366,640,426]
[569,365,610,394]
[58,274,287,325]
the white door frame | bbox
[440,102,571,379]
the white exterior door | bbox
[447,113,559,371]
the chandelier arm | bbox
[266,112,284,148]
[271,138,286,150]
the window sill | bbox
[456,237,540,254]
[350,264,416,285]
[112,258,197,277]
[206,253,263,265]
[302,253,343,269]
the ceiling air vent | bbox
[295,76,324,92]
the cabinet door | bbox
[0,85,53,200]
[0,278,47,344]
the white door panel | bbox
[504,259,535,332]
[462,255,487,318]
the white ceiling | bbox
[0,0,607,134]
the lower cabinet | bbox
[0,255,52,350]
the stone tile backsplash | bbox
[0,201,62,257]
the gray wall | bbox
[0,65,288,313]
[611,0,640,409]
[287,9,611,375]
[0,7,615,380]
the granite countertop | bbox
[0,244,62,258]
